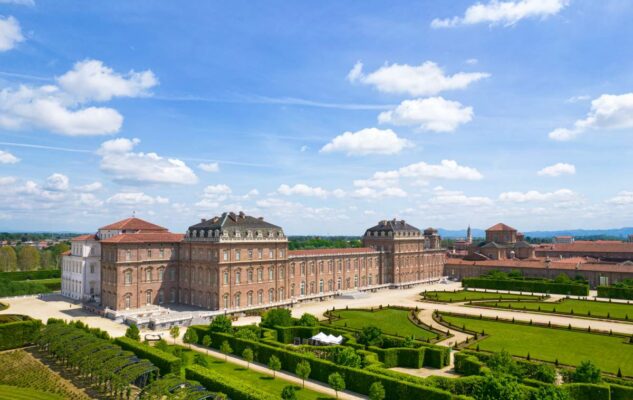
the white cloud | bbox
[278,184,330,198]
[44,173,69,191]
[398,160,483,181]
[549,93,633,141]
[98,138,198,185]
[429,186,493,206]
[203,184,232,196]
[465,58,479,65]
[499,189,576,202]
[566,95,590,103]
[0,150,19,164]
[107,192,169,205]
[0,16,23,52]
[0,59,157,136]
[77,193,103,208]
[378,97,473,132]
[77,181,102,192]
[537,162,576,177]
[347,61,489,96]
[57,59,157,103]
[352,186,407,199]
[431,0,569,28]
[300,145,308,152]
[198,162,219,172]
[320,128,413,155]
[0,176,16,185]
[607,191,633,206]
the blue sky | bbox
[1,0,633,234]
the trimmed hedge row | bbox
[187,326,454,400]
[0,318,42,350]
[273,325,319,344]
[114,337,181,376]
[185,365,277,400]
[610,383,633,400]
[564,383,611,400]
[0,269,61,281]
[463,277,589,296]
[598,286,633,300]
[453,352,484,376]
[368,346,425,368]
[0,279,53,297]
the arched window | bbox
[300,281,306,296]
[369,274,373,285]
[248,269,253,282]
[354,275,359,287]
[124,293,131,309]
[223,271,229,285]
[158,267,164,281]
[124,269,133,285]
[278,288,284,301]
[235,270,241,284]
[268,267,274,281]
[257,268,263,282]
[146,290,152,305]
[310,281,315,294]
[291,283,295,297]
[235,292,241,307]
[319,279,324,293]
[223,293,229,309]
[328,279,333,291]
[170,288,176,303]
[158,289,164,304]
[337,277,342,290]
[268,288,274,303]
[247,291,253,306]
[257,290,263,304]
[279,267,285,279]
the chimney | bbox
[201,218,207,223]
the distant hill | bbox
[439,227,633,239]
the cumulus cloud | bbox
[44,173,69,191]
[107,192,169,205]
[549,93,633,141]
[537,163,576,177]
[606,191,633,205]
[0,150,19,164]
[352,186,407,199]
[0,59,157,136]
[97,138,198,185]
[347,61,489,96]
[378,98,473,132]
[429,186,493,206]
[198,162,219,172]
[0,176,16,185]
[0,16,23,52]
[320,128,412,155]
[499,189,576,202]
[77,181,102,192]
[278,183,345,199]
[431,0,569,28]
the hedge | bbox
[114,337,181,376]
[0,279,54,297]
[0,269,61,281]
[185,365,280,400]
[368,346,425,368]
[564,383,611,400]
[598,286,633,300]
[454,352,483,376]
[610,383,633,400]
[0,318,42,350]
[186,326,453,400]
[273,325,319,344]
[462,277,589,296]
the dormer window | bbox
[235,230,241,238]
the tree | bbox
[572,360,601,383]
[220,340,232,361]
[17,246,40,271]
[183,328,198,348]
[297,313,319,326]
[473,374,523,400]
[328,372,345,399]
[210,315,233,333]
[235,326,259,341]
[169,326,180,344]
[334,347,361,368]
[281,385,298,400]
[486,350,519,376]
[268,355,281,378]
[214,393,228,400]
[369,382,386,400]
[0,246,17,272]
[125,323,140,341]
[202,335,212,354]
[261,308,293,328]
[242,348,254,369]
[357,326,383,347]
[533,385,570,400]
[295,360,311,388]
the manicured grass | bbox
[422,289,541,303]
[441,314,633,376]
[329,308,437,339]
[0,384,64,400]
[174,345,335,400]
[476,298,633,320]
[0,350,89,400]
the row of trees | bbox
[288,236,362,250]
[0,243,69,272]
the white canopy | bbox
[310,332,343,345]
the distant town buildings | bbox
[467,223,535,260]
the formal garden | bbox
[421,289,543,303]
[473,298,633,321]
[0,269,61,297]
[462,270,590,296]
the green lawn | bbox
[175,346,334,400]
[329,308,437,339]
[476,298,633,320]
[441,314,633,376]
[422,290,541,303]
[0,385,64,400]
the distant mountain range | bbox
[439,227,633,239]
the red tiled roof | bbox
[537,241,633,254]
[445,258,633,273]
[486,223,517,232]
[100,232,184,244]
[288,247,378,257]
[71,234,97,241]
[99,217,167,232]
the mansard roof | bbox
[99,217,167,232]
[365,219,421,235]
[186,211,285,241]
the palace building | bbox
[66,212,446,311]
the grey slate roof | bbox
[365,219,421,235]
[186,211,284,239]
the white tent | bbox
[310,332,343,345]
